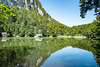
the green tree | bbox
[80,0,100,18]
[91,16,100,39]
[0,4,15,26]
[80,0,100,40]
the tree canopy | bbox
[80,0,100,40]
[80,0,100,18]
[0,4,15,26]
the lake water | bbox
[0,37,100,67]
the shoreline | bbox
[0,36,86,38]
[57,36,86,38]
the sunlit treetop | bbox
[0,4,15,26]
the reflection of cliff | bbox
[0,38,99,67]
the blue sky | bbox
[39,0,96,27]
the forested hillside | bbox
[0,4,99,38]
[0,0,51,20]
[0,5,69,37]
[0,0,99,39]
[0,0,69,37]
[71,17,100,39]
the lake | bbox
[0,37,100,67]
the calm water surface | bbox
[42,46,97,67]
[0,37,100,67]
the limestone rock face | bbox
[0,0,44,15]
[0,0,26,7]
[38,8,43,16]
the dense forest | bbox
[0,0,100,40]
[0,5,69,37]
[70,16,100,39]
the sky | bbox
[39,0,96,27]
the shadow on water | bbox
[0,37,100,67]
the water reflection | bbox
[1,32,7,42]
[0,37,99,67]
[42,46,98,67]
[35,38,43,41]
[1,37,7,42]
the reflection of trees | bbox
[0,45,33,67]
[0,38,34,67]
[91,40,100,66]
[24,38,100,67]
[0,37,100,67]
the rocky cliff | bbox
[0,0,44,16]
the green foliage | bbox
[0,4,15,26]
[0,0,99,39]
[69,15,100,40]
[79,0,100,40]
[90,16,100,40]
[80,0,100,18]
[1,5,69,37]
